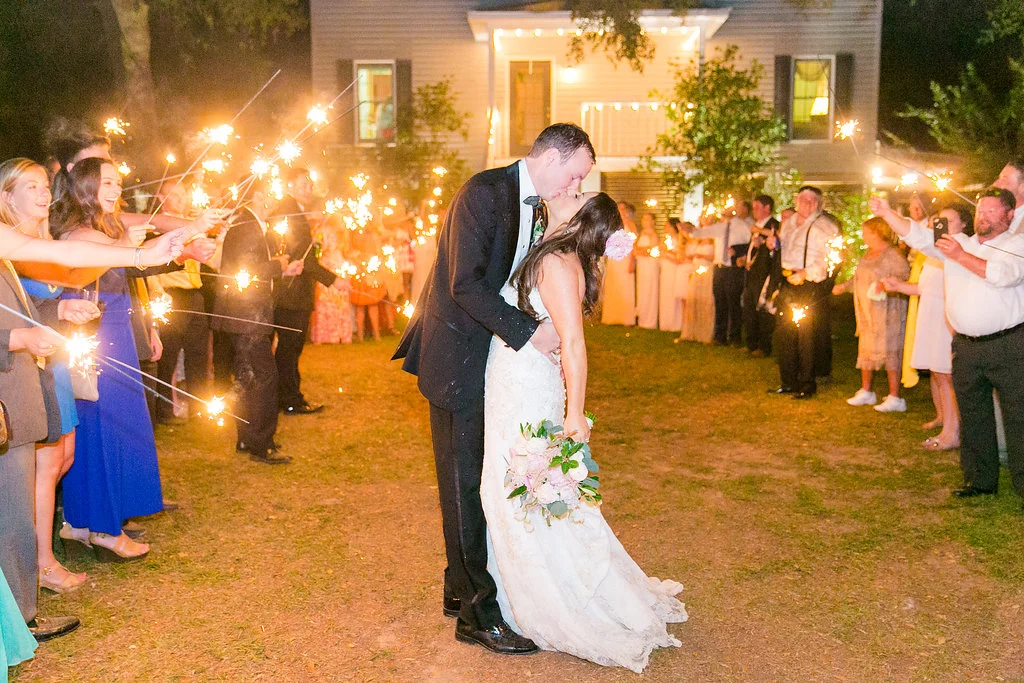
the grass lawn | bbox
[13,304,1024,682]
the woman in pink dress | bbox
[310,214,353,344]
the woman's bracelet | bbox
[133,247,144,270]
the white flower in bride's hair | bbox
[604,229,636,261]
[536,482,559,505]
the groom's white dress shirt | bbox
[508,159,538,287]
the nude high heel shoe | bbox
[89,532,150,563]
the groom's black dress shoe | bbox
[951,485,996,498]
[443,595,461,618]
[455,618,538,655]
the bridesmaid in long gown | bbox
[49,158,159,562]
[600,202,636,326]
[659,218,682,332]
[634,213,660,329]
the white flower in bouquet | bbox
[526,437,549,455]
[568,460,589,482]
[536,482,559,505]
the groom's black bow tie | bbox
[524,196,548,247]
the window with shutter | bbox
[791,57,834,141]
[355,61,397,144]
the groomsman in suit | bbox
[394,123,593,655]
[270,167,349,415]
[742,194,780,357]
[215,180,304,464]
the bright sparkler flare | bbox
[432,187,443,197]
[235,269,255,292]
[835,119,860,140]
[204,124,234,146]
[650,246,661,258]
[228,184,239,201]
[117,162,131,176]
[350,173,368,190]
[165,152,177,165]
[149,295,172,324]
[324,199,341,215]
[250,158,271,177]
[900,172,919,187]
[307,105,329,127]
[366,255,381,273]
[277,140,302,164]
[695,265,709,276]
[269,178,284,201]
[400,301,416,318]
[201,158,226,174]
[103,117,128,137]
[191,186,211,209]
[432,166,448,177]
[665,235,676,251]
[826,235,844,278]
[644,198,658,208]
[791,305,807,327]
[273,218,288,237]
[205,396,227,424]
[66,333,99,369]
[932,172,953,192]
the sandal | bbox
[922,437,959,451]
[89,532,150,563]
[39,564,87,594]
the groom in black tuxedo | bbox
[394,123,595,654]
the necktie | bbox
[524,195,547,247]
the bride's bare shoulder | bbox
[537,252,584,297]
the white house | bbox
[310,0,882,215]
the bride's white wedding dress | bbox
[481,284,688,673]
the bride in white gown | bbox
[481,191,688,673]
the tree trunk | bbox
[108,0,159,162]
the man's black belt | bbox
[956,319,1024,343]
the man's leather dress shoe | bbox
[455,618,538,654]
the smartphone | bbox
[933,216,949,244]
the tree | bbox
[567,0,831,72]
[369,78,472,206]
[643,45,787,209]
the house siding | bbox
[310,0,882,185]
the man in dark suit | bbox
[270,167,348,415]
[215,180,303,464]
[393,123,594,655]
[742,194,781,357]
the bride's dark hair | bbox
[513,192,622,319]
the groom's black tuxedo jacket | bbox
[393,163,540,412]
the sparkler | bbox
[644,198,658,208]
[277,140,302,164]
[66,333,99,370]
[273,218,289,238]
[791,305,807,327]
[191,186,211,210]
[826,235,844,278]
[307,105,329,127]
[250,157,272,177]
[201,159,226,175]
[235,269,255,291]
[695,265,709,276]
[149,295,172,324]
[203,124,235,146]
[834,119,860,141]
[103,117,128,137]
[117,162,131,176]
[165,152,177,165]
[432,166,448,177]
[351,174,368,190]
[650,246,661,258]
[400,301,416,318]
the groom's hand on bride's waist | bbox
[529,322,561,364]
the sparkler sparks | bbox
[791,305,807,327]
[103,117,128,137]
[204,396,227,427]
[650,246,661,258]
[201,159,226,174]
[307,105,329,127]
[273,218,289,237]
[191,186,211,210]
[277,140,302,164]
[250,157,271,177]
[826,235,844,278]
[149,295,172,324]
[432,166,448,177]
[235,269,256,291]
[900,172,919,187]
[695,265,709,276]
[269,178,284,201]
[165,152,177,165]
[324,199,341,215]
[834,119,860,141]
[204,124,234,146]
[644,198,658,208]
[66,333,99,370]
[117,162,131,176]
[350,173,368,190]
[400,301,416,318]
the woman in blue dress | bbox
[49,157,162,562]
[0,158,108,592]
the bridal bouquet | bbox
[505,417,601,526]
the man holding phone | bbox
[870,189,1024,507]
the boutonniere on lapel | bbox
[525,195,548,246]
